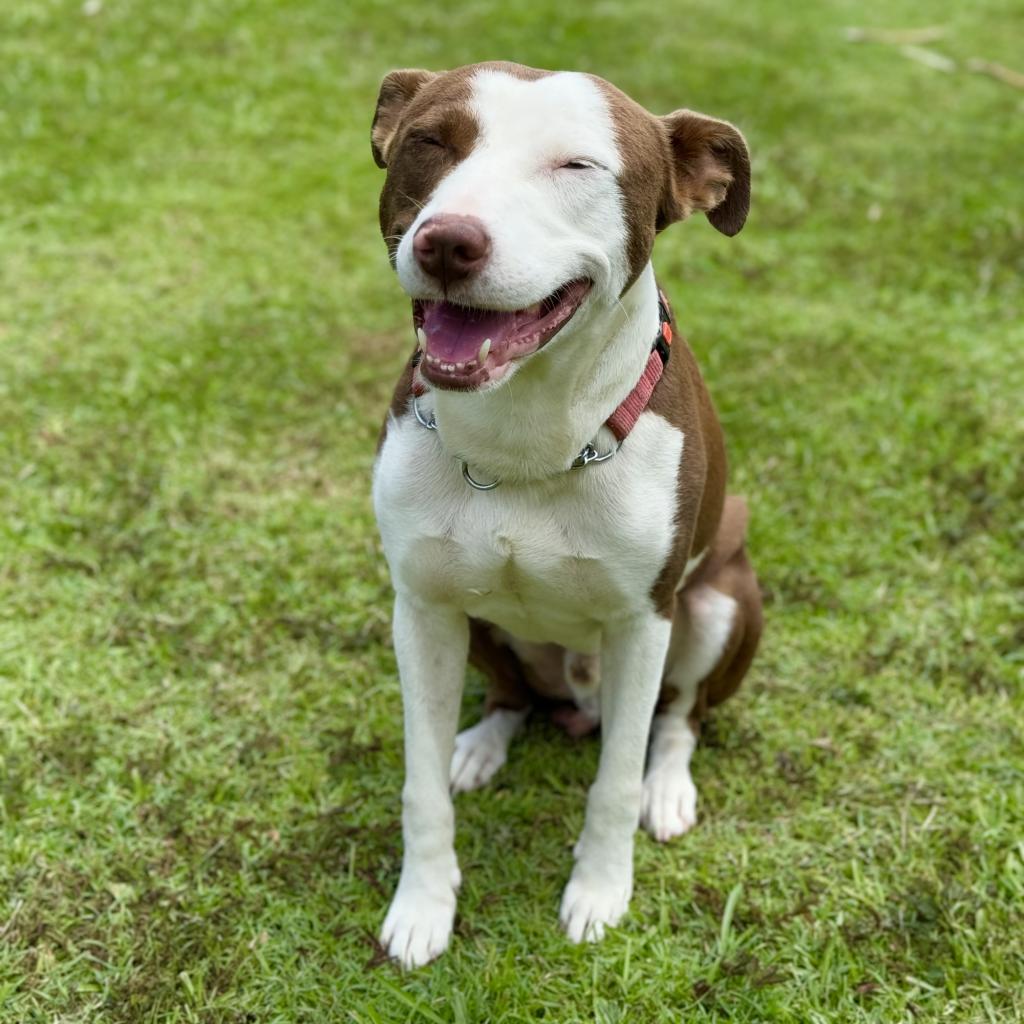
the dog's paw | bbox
[450,720,507,793]
[450,709,524,793]
[640,765,698,842]
[381,878,457,969]
[559,861,632,943]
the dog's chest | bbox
[374,412,683,650]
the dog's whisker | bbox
[398,191,427,212]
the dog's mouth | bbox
[413,279,591,390]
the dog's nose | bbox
[413,215,491,283]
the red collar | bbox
[606,289,673,441]
[410,289,673,445]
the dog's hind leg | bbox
[551,651,602,737]
[450,620,531,793]
[641,501,762,842]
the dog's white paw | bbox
[381,876,458,969]
[451,720,507,793]
[450,709,525,794]
[640,765,698,842]
[559,861,632,943]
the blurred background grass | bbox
[1,0,1022,1021]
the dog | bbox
[370,62,762,968]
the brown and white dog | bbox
[370,62,762,968]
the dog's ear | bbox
[657,110,750,236]
[371,69,437,169]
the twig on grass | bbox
[899,46,957,73]
[845,25,1024,92]
[844,26,947,45]
[967,58,1024,90]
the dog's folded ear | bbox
[371,69,438,169]
[658,111,750,236]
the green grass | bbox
[2,0,1023,1020]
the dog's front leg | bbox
[381,593,469,968]
[560,612,671,942]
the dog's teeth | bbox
[426,354,439,364]
[478,338,491,363]
[455,362,465,370]
[416,327,427,349]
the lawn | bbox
[1,0,1022,1020]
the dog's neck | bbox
[428,263,660,483]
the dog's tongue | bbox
[420,301,521,362]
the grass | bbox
[1,0,1022,1020]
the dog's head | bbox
[372,62,749,391]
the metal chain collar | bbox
[412,395,618,491]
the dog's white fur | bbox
[396,70,626,314]
[375,68,736,968]
[394,70,650,483]
[450,706,528,794]
[641,585,737,841]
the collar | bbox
[409,289,674,487]
[606,288,673,441]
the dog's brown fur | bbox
[373,63,761,734]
